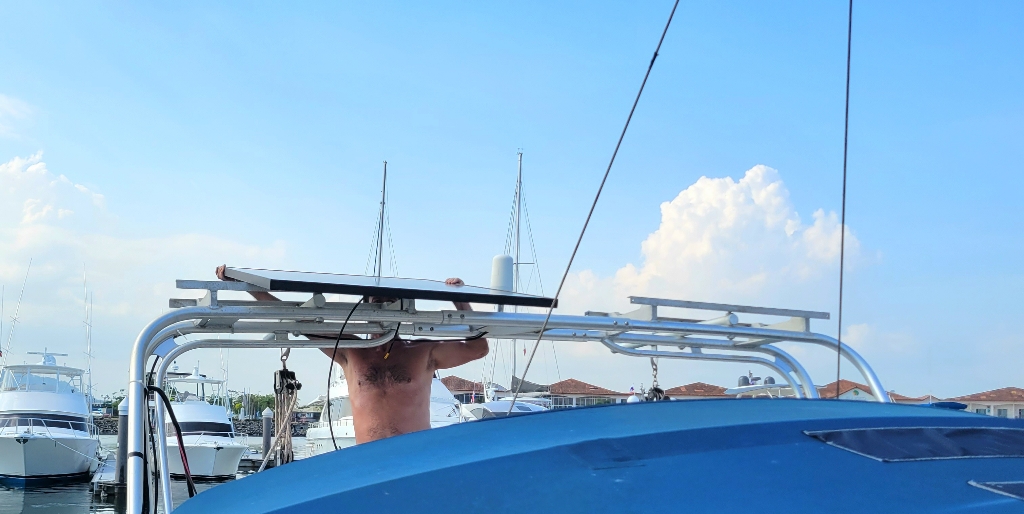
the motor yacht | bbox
[164,366,248,480]
[0,351,100,482]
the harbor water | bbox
[0,435,309,513]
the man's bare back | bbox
[215,266,487,444]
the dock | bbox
[90,451,124,501]
[237,453,276,473]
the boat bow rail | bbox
[125,276,887,514]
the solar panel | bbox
[223,267,558,308]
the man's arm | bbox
[430,278,489,370]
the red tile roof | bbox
[548,378,620,396]
[440,376,483,393]
[887,391,937,402]
[949,387,1024,403]
[663,382,729,397]
[817,380,873,399]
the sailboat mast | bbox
[89,294,94,408]
[3,259,32,367]
[376,161,387,279]
[84,269,93,411]
[515,152,522,294]
[511,152,524,389]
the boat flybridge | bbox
[123,267,1024,513]
[0,350,100,482]
[164,365,249,480]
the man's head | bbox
[368,296,399,305]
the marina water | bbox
[0,435,308,513]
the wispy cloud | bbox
[0,94,32,139]
[0,153,289,393]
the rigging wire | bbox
[508,0,680,413]
[835,0,854,399]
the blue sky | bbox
[0,2,1021,399]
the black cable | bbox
[508,0,680,413]
[145,357,160,514]
[148,385,197,497]
[326,297,365,451]
[836,0,854,399]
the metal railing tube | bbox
[606,334,818,399]
[598,339,798,395]
[542,330,815,399]
[805,333,888,403]
[151,333,399,511]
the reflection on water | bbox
[0,435,309,513]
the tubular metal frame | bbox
[126,282,887,514]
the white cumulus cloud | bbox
[560,165,858,315]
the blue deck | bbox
[177,399,1024,513]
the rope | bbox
[508,0,680,413]
[257,391,300,473]
[835,0,854,399]
[37,429,103,464]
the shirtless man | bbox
[215,265,487,444]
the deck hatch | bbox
[805,426,1024,462]
[968,481,1024,501]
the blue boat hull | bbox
[177,399,1024,513]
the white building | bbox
[949,387,1024,418]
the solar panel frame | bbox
[223,267,558,308]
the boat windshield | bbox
[0,367,83,394]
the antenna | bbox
[3,259,32,367]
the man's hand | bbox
[216,264,234,282]
[216,264,280,301]
[445,277,471,311]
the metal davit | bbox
[123,269,887,513]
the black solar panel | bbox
[223,267,558,308]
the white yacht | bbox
[459,400,547,421]
[0,351,100,482]
[165,366,248,480]
[305,374,462,457]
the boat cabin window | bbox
[0,367,83,394]
[166,421,234,438]
[0,413,89,432]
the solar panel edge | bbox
[222,267,557,308]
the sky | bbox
[0,1,1022,401]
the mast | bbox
[376,161,387,279]
[3,259,31,367]
[511,152,523,389]
[515,152,522,294]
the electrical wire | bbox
[508,0,680,413]
[147,385,197,498]
[326,298,364,451]
[835,0,854,399]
